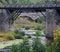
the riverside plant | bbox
[32,34,46,52]
[11,37,31,52]
[53,27,60,52]
[11,32,60,52]
[46,27,60,52]
[12,30,60,52]
[11,32,47,52]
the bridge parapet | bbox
[4,4,60,8]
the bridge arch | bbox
[0,8,60,41]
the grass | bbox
[0,31,23,49]
[14,21,45,30]
[0,32,15,41]
[0,39,23,49]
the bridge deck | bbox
[0,7,60,12]
[0,5,60,11]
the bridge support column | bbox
[46,9,57,41]
[0,9,9,32]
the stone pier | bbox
[0,9,9,32]
[45,9,60,40]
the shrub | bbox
[14,33,23,39]
[36,31,41,36]
[53,27,60,52]
[14,30,25,36]
[32,39,46,52]
[11,38,31,52]
[28,36,31,38]
[46,27,60,52]
[32,32,46,52]
[11,35,47,52]
[0,32,15,41]
[11,45,18,52]
[25,26,30,30]
[35,25,41,30]
[7,35,15,40]
[18,38,31,52]
[0,37,6,42]
[53,27,60,41]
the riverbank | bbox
[0,39,23,49]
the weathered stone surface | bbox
[0,49,11,52]
[0,9,9,32]
[46,9,57,36]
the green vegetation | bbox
[32,34,46,52]
[11,32,60,52]
[0,0,60,7]
[0,39,23,49]
[14,33,24,39]
[11,33,46,52]
[14,16,46,32]
[11,37,31,52]
[0,31,24,42]
[0,0,45,6]
[0,32,15,41]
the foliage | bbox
[11,45,18,52]
[0,0,45,6]
[46,26,60,52]
[0,30,24,41]
[0,37,5,42]
[53,26,60,41]
[14,33,23,39]
[46,39,60,52]
[53,26,60,52]
[36,31,41,36]
[11,37,31,52]
[11,34,46,52]
[14,29,24,39]
[35,25,41,30]
[6,35,15,40]
[14,18,46,32]
[32,33,46,52]
[11,28,60,52]
[25,26,30,30]
[35,30,45,36]
[18,37,30,52]
[14,29,25,35]
[0,32,15,41]
[35,16,46,23]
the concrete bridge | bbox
[0,1,60,39]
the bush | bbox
[11,35,47,52]
[11,27,60,52]
[53,27,60,52]
[14,33,23,39]
[14,29,25,39]
[0,32,15,41]
[14,30,25,36]
[11,38,31,52]
[12,45,18,52]
[25,26,30,30]
[32,38,46,52]
[35,25,41,30]
[36,31,41,36]
[7,35,15,40]
[5,32,15,40]
[28,36,31,38]
[32,32,46,52]
[46,27,60,52]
